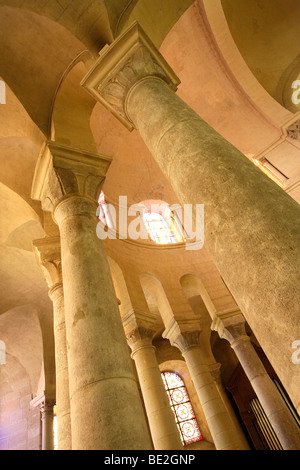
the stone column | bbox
[212,313,300,450]
[163,318,248,450]
[30,394,55,450]
[209,362,250,450]
[33,236,72,450]
[126,322,182,450]
[81,22,300,409]
[40,398,56,451]
[31,141,152,450]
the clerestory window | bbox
[143,212,177,245]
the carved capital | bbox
[163,318,202,353]
[81,21,180,130]
[209,362,222,383]
[33,236,62,289]
[40,399,56,419]
[30,394,55,418]
[31,141,112,213]
[126,326,155,346]
[286,118,300,141]
[126,326,156,358]
[212,312,250,348]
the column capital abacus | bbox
[81,21,180,131]
[163,317,202,354]
[126,326,156,347]
[33,236,62,290]
[209,362,222,383]
[124,310,157,355]
[30,393,56,417]
[31,140,112,215]
[212,311,250,348]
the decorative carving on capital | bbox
[286,118,300,141]
[30,393,55,418]
[126,326,156,348]
[163,318,202,353]
[209,362,222,383]
[98,45,171,128]
[171,330,202,353]
[31,141,112,213]
[212,313,250,348]
[40,398,56,419]
[33,236,62,290]
[81,21,180,130]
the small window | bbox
[97,191,114,229]
[161,371,202,446]
[143,212,177,245]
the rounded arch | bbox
[139,272,175,327]
[180,273,217,321]
[0,0,114,55]
[107,255,133,318]
[0,6,88,135]
[159,359,215,448]
[50,55,100,154]
[201,0,293,124]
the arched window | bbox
[161,371,202,446]
[97,191,114,229]
[143,212,177,245]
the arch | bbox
[107,256,133,318]
[50,55,100,153]
[0,6,87,135]
[0,0,114,55]
[159,360,215,448]
[201,0,293,125]
[139,273,175,327]
[160,370,203,446]
[180,273,218,321]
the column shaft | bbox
[54,196,152,450]
[125,76,300,405]
[182,346,246,450]
[232,338,300,450]
[131,344,182,450]
[40,401,55,451]
[49,283,72,450]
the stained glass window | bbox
[143,212,177,245]
[161,371,202,446]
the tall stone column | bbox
[163,318,248,450]
[212,313,300,450]
[33,236,72,450]
[125,315,182,450]
[30,394,55,450]
[209,363,250,450]
[81,22,300,410]
[31,141,152,450]
[40,398,56,451]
